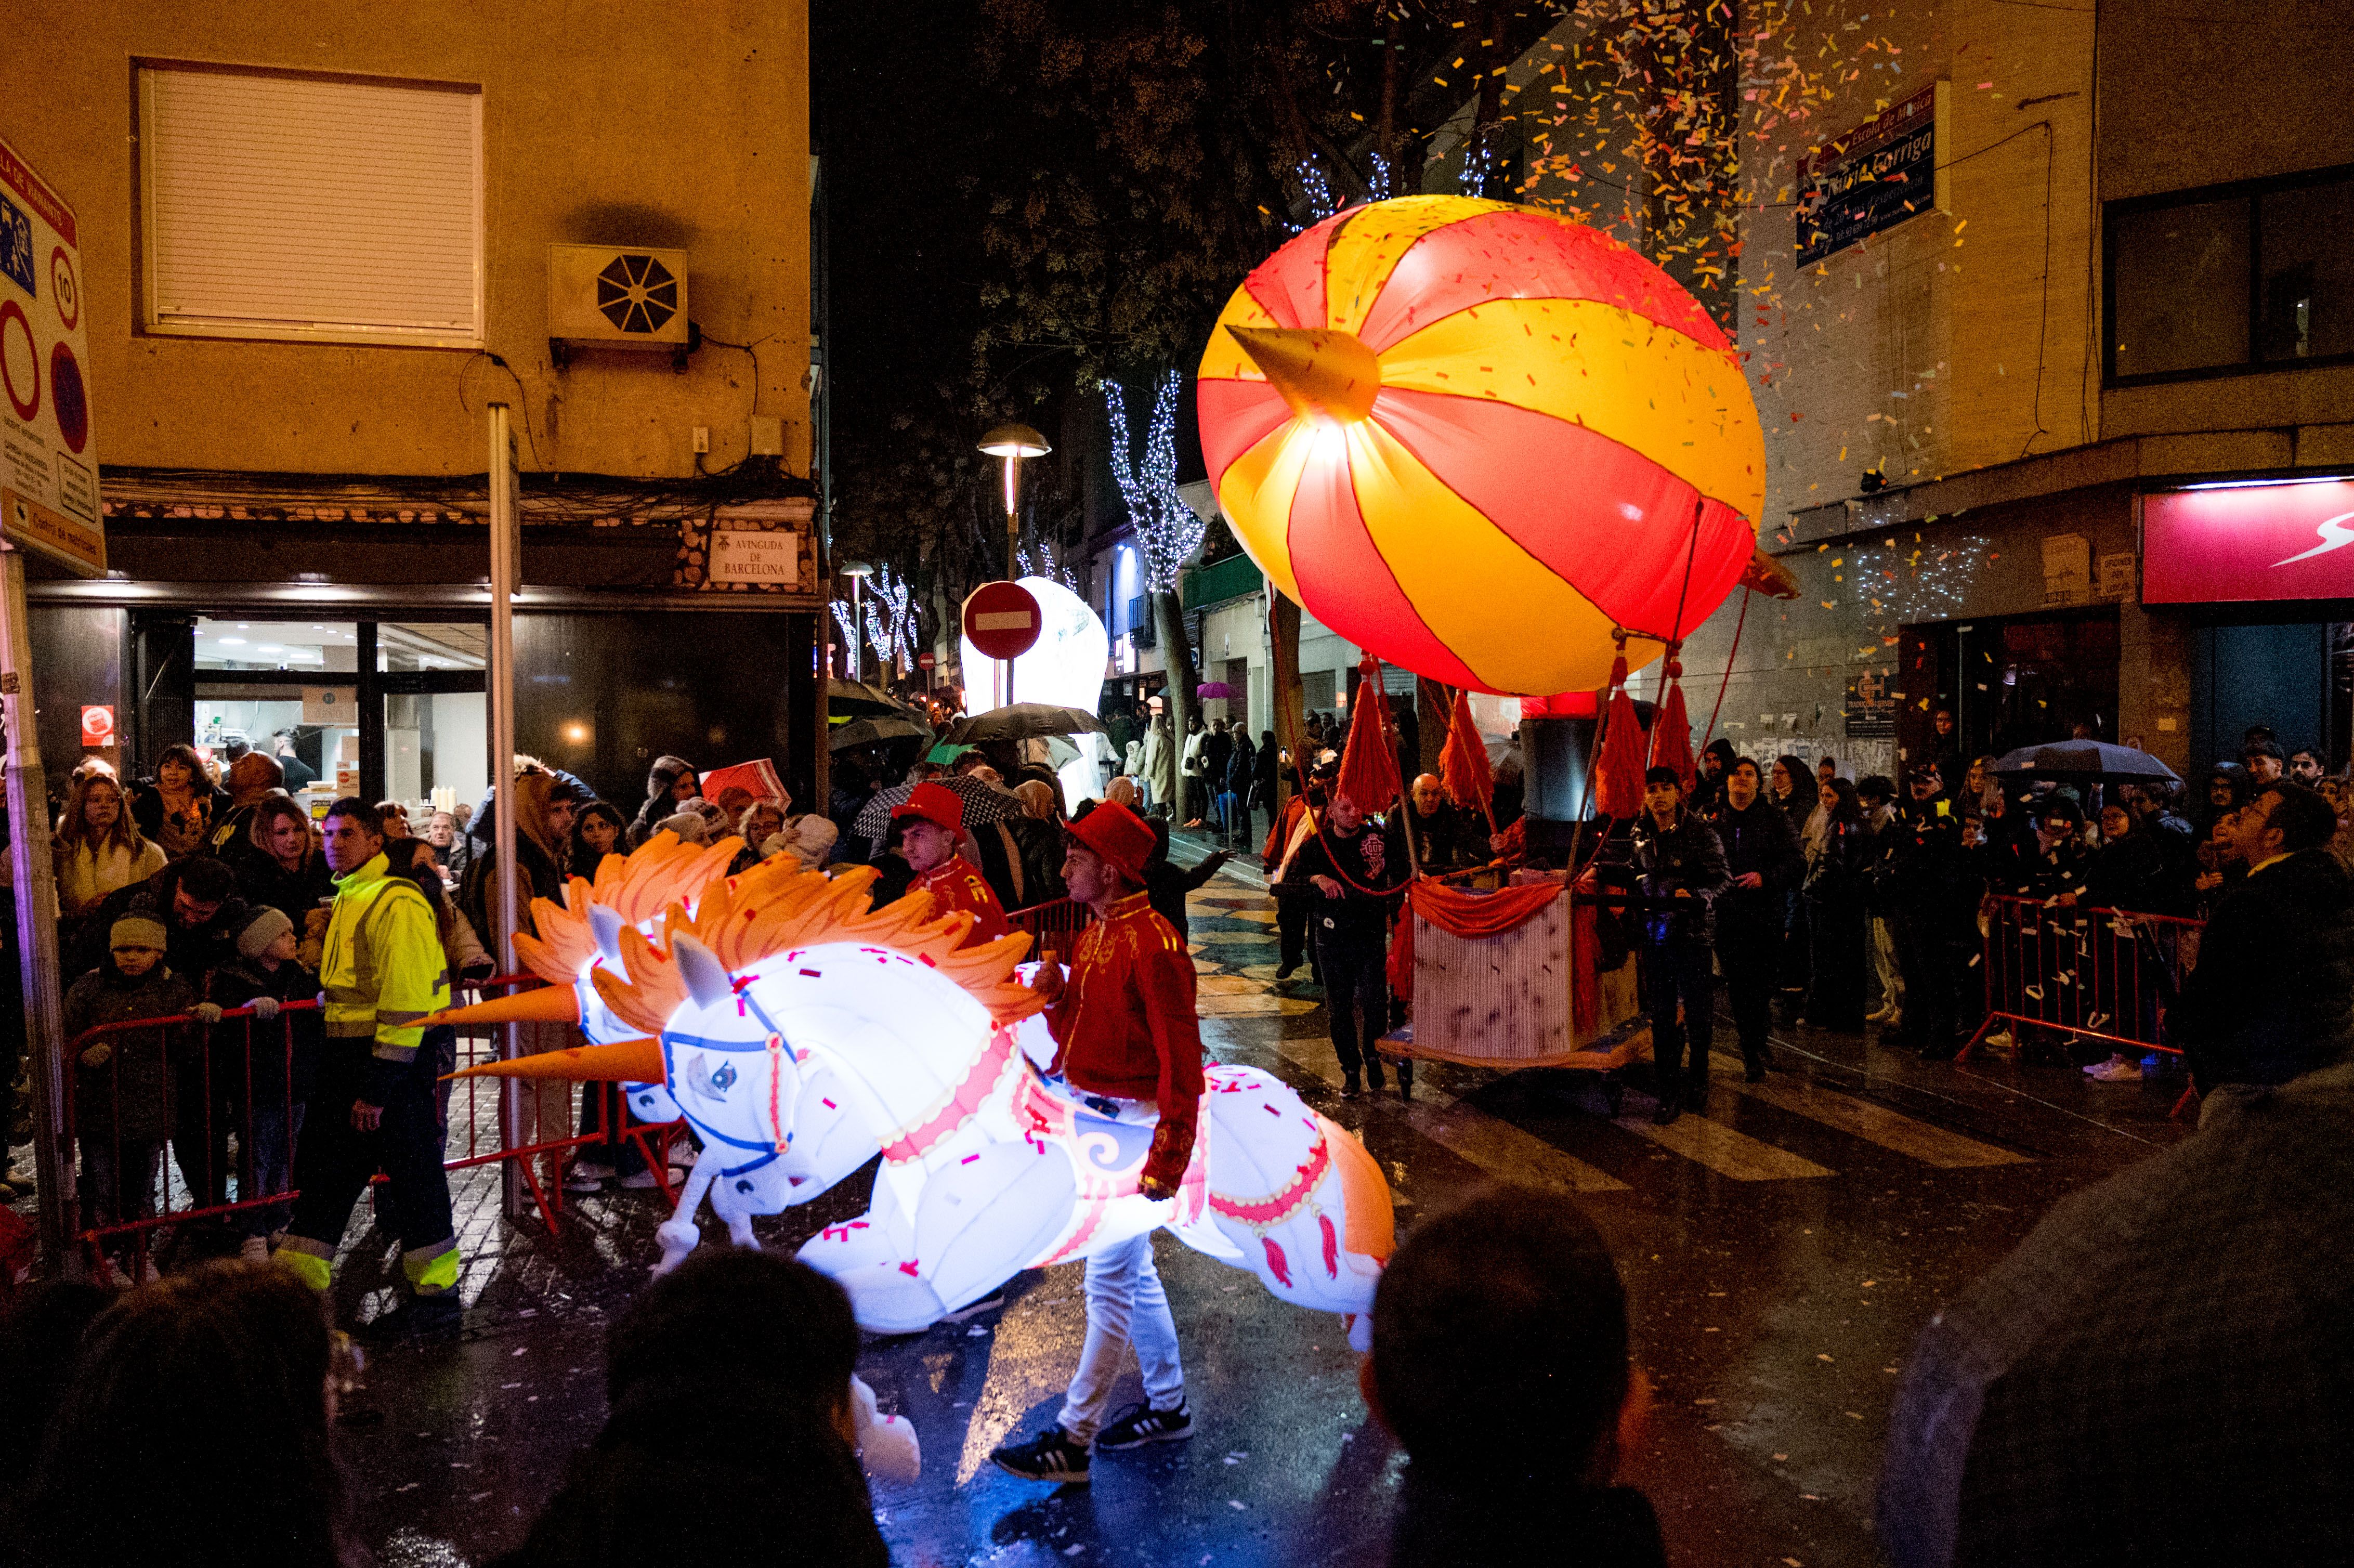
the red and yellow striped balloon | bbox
[1198,195,1765,696]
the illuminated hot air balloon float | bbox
[1198,194,1767,697]
[435,840,1395,1344]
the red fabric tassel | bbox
[1319,1213,1340,1278]
[1650,669,1696,793]
[1593,684,1650,820]
[1262,1236,1293,1288]
[1336,655,1402,815]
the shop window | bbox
[2105,163,2354,385]
[378,622,487,672]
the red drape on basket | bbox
[1405,877,1563,939]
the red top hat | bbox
[1067,799,1155,886]
[892,780,965,837]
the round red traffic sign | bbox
[962,580,1041,660]
[916,651,938,670]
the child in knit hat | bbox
[66,913,198,1286]
[193,905,321,1261]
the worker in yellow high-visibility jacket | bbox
[278,796,460,1336]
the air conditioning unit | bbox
[547,244,693,369]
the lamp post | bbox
[842,559,873,683]
[978,423,1052,581]
[978,424,1049,709]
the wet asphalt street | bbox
[269,841,2191,1568]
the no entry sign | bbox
[962,580,1041,660]
[916,651,938,670]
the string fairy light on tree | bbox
[1102,370,1207,736]
[872,563,919,668]
[829,598,861,678]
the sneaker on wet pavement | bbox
[2084,1053,2143,1082]
[1651,1095,1683,1127]
[1096,1400,1193,1450]
[618,1167,663,1189]
[991,1425,1091,1483]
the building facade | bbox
[9,1,822,815]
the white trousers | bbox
[1057,1230,1185,1443]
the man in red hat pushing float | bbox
[991,799,1206,1484]
[892,779,1011,947]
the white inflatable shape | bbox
[959,574,1108,718]
[640,935,1389,1350]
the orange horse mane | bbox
[511,830,747,984]
[590,860,1044,1037]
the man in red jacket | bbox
[894,780,1011,947]
[992,799,1205,1485]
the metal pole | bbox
[0,548,71,1262]
[487,404,526,1221]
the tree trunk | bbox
[1417,675,1451,778]
[1269,590,1307,824]
[1152,586,1201,766]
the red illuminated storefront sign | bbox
[2142,478,2354,605]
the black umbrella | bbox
[1992,740,2180,783]
[829,715,931,751]
[829,678,911,717]
[937,703,1107,747]
[853,773,1029,839]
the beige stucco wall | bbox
[6,0,809,481]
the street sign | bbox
[962,580,1042,660]
[917,651,937,671]
[79,704,113,746]
[0,135,102,576]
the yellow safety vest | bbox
[321,853,450,1063]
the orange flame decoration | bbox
[589,860,1045,1040]
[436,832,1045,1083]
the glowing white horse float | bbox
[441,851,1394,1345]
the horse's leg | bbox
[652,1146,719,1276]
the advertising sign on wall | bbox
[0,134,102,576]
[2142,479,2354,605]
[1796,84,1950,266]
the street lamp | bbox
[978,423,1052,580]
[842,559,873,682]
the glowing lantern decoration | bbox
[1198,195,1766,696]
[431,842,1396,1347]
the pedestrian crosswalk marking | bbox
[1263,1035,1629,1194]
[1616,1106,1837,1181]
[1708,1054,2029,1168]
[1189,906,1278,925]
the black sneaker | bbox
[1651,1096,1683,1127]
[1365,1063,1388,1093]
[1339,1074,1362,1100]
[1395,1064,1415,1101]
[1275,963,1298,981]
[1096,1400,1193,1451]
[991,1426,1091,1483]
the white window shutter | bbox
[142,66,483,345]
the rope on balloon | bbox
[1697,587,1750,754]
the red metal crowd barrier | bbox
[1966,892,2203,1115]
[63,974,687,1278]
[1006,897,1093,963]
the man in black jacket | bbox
[1291,791,1409,1099]
[2170,780,2354,1091]
[1889,766,1978,1060]
[1399,773,1480,874]
[1628,767,1731,1123]
[1707,758,1806,1081]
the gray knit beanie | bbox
[234,905,295,960]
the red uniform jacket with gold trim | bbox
[1045,892,1205,1192]
[916,855,1011,947]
